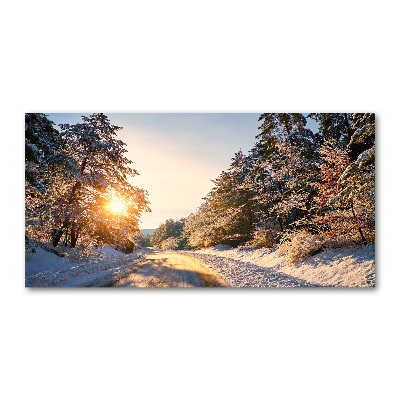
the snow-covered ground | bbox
[26,243,375,288]
[25,245,150,287]
[182,244,375,288]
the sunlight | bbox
[107,198,125,214]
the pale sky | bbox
[48,113,262,228]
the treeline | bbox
[25,113,150,252]
[152,113,375,253]
[150,218,186,249]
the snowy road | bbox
[26,247,226,287]
[26,245,374,288]
[111,251,226,287]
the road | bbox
[111,250,227,287]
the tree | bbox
[183,149,261,248]
[338,113,375,244]
[183,113,375,250]
[184,113,323,248]
[183,204,223,248]
[25,113,65,191]
[25,114,73,244]
[313,139,353,240]
[248,113,319,236]
[51,113,150,248]
[151,218,186,249]
[308,113,354,150]
[25,113,150,250]
[140,233,152,247]
[313,113,375,246]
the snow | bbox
[182,244,375,288]
[100,246,127,258]
[26,243,375,288]
[25,245,150,287]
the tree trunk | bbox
[70,227,79,248]
[52,157,88,247]
[52,229,64,247]
[351,201,367,245]
[246,206,253,238]
[278,216,284,232]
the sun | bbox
[107,198,125,214]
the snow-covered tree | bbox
[313,113,375,246]
[247,113,320,236]
[25,113,64,191]
[50,113,150,248]
[181,113,375,250]
[313,140,353,240]
[25,114,74,244]
[338,113,375,243]
[183,203,226,248]
[25,113,150,250]
[315,139,350,207]
[308,113,354,150]
[151,218,186,249]
[184,148,262,248]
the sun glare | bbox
[107,198,125,214]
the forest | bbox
[150,113,375,263]
[25,113,375,265]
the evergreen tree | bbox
[25,114,73,244]
[180,113,375,250]
[308,113,354,150]
[25,113,64,191]
[313,113,375,245]
[249,113,319,235]
[338,113,375,243]
[151,218,186,249]
[51,113,150,248]
[25,113,150,250]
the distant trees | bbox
[151,218,186,250]
[139,233,152,247]
[25,113,150,251]
[183,113,375,249]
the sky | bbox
[47,113,318,229]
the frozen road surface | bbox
[112,250,226,287]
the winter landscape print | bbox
[25,113,375,288]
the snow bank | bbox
[25,247,76,276]
[25,246,150,287]
[26,243,375,288]
[99,246,127,258]
[182,244,375,288]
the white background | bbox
[1,1,399,399]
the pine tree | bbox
[338,113,375,244]
[183,113,375,250]
[313,112,375,246]
[25,114,74,244]
[151,218,186,249]
[308,113,354,150]
[25,113,64,192]
[249,113,319,235]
